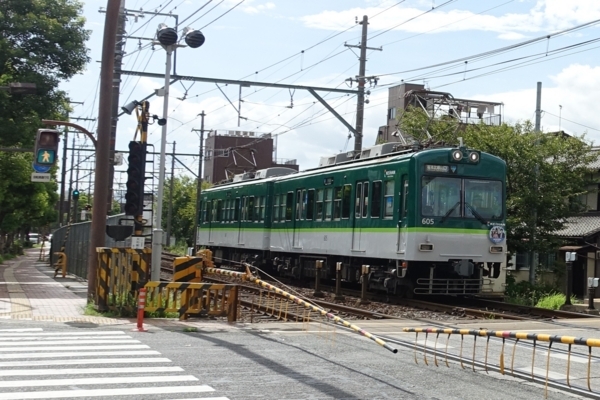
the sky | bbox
[60,0,600,195]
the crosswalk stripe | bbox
[0,336,131,341]
[0,345,149,352]
[0,350,161,359]
[0,331,125,337]
[0,366,184,376]
[0,340,140,346]
[0,385,216,399]
[0,357,172,367]
[167,398,230,400]
[0,375,199,388]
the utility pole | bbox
[530,81,542,284]
[67,137,76,224]
[107,0,126,213]
[345,15,381,153]
[192,111,206,251]
[88,0,120,305]
[166,141,176,246]
[59,129,69,226]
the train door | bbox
[207,200,214,242]
[238,196,246,245]
[293,189,303,248]
[397,177,408,253]
[352,180,369,251]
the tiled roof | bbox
[587,148,600,169]
[555,215,600,238]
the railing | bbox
[404,327,600,398]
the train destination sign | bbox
[425,164,457,174]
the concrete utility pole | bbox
[192,112,206,251]
[345,16,382,153]
[166,141,176,246]
[88,0,120,304]
[59,129,69,226]
[530,81,542,284]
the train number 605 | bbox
[421,218,435,225]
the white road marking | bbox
[0,350,160,359]
[0,345,149,352]
[0,340,140,346]
[0,357,172,367]
[541,351,591,364]
[0,331,125,337]
[0,375,198,388]
[167,398,230,400]
[0,385,215,399]
[0,366,184,376]
[0,336,131,341]
[515,366,568,380]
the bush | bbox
[505,274,560,307]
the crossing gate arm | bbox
[205,266,398,354]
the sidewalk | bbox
[0,247,122,324]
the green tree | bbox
[397,107,595,255]
[163,177,211,246]
[0,0,90,147]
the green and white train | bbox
[198,142,507,297]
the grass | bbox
[535,293,578,310]
[0,254,16,264]
[182,327,198,332]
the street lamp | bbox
[151,24,205,281]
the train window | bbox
[295,190,302,220]
[234,198,240,221]
[402,178,409,218]
[254,197,260,222]
[362,182,369,218]
[384,181,394,218]
[355,183,362,218]
[371,181,382,218]
[260,196,265,222]
[216,200,222,222]
[464,179,503,220]
[316,189,323,220]
[325,188,333,220]
[302,189,307,220]
[307,189,315,220]
[273,195,280,222]
[285,192,293,221]
[201,200,207,223]
[248,196,255,222]
[280,194,287,222]
[421,176,461,218]
[333,187,342,220]
[342,184,351,219]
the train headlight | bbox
[469,152,480,163]
[451,150,463,161]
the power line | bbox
[198,0,244,31]
[543,110,600,132]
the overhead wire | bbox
[542,111,600,132]
[198,0,245,31]
[178,0,213,26]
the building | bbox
[203,130,299,184]
[377,83,503,144]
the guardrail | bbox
[403,327,600,398]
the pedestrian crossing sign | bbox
[36,149,55,165]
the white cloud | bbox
[300,0,600,40]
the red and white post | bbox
[133,287,148,332]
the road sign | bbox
[31,173,51,182]
[131,236,145,249]
[32,162,51,173]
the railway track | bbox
[159,252,596,321]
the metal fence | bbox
[50,214,129,279]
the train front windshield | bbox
[421,176,503,221]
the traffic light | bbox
[72,189,80,200]
[34,129,60,166]
[125,141,147,216]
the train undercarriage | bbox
[207,246,504,297]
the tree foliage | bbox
[0,0,89,252]
[398,106,596,255]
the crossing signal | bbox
[34,129,60,166]
[125,141,146,216]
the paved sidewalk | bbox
[0,247,123,324]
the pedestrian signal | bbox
[125,141,147,216]
[34,129,60,166]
